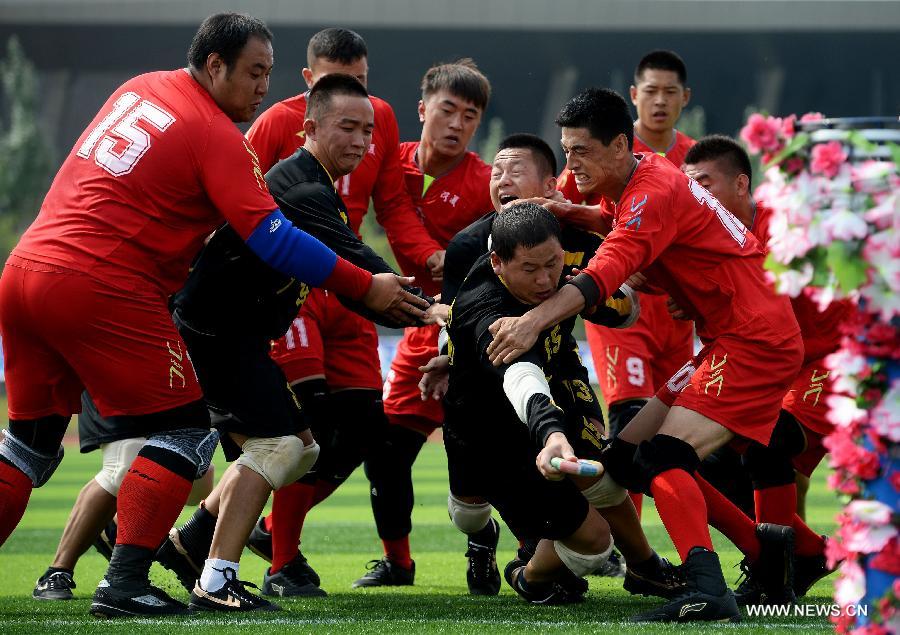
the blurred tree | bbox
[0,36,54,257]
[678,105,706,141]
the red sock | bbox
[630,492,643,520]
[117,456,191,549]
[383,535,413,569]
[696,475,760,561]
[312,481,339,506]
[793,513,826,557]
[0,461,33,546]
[263,513,273,533]
[650,469,714,563]
[754,484,796,526]
[270,482,315,573]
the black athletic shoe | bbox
[794,540,832,598]
[589,549,626,577]
[189,568,279,612]
[351,558,415,588]
[93,520,117,562]
[33,569,76,601]
[155,527,204,593]
[734,523,796,606]
[503,560,584,605]
[247,517,273,563]
[262,556,327,597]
[90,578,190,618]
[466,518,501,596]
[631,548,741,623]
[625,554,686,600]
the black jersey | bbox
[173,148,428,339]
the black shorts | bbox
[175,312,308,461]
[445,409,589,542]
[78,391,209,453]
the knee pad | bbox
[598,437,640,492]
[743,441,796,489]
[581,474,628,509]
[94,438,146,495]
[145,427,219,479]
[553,537,615,577]
[0,425,65,487]
[364,425,426,485]
[447,494,493,534]
[632,434,700,495]
[291,378,331,428]
[236,436,320,490]
[607,400,647,439]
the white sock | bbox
[199,558,239,592]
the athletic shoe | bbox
[734,523,796,606]
[589,549,626,577]
[624,555,686,600]
[155,527,204,592]
[90,578,189,618]
[33,570,76,601]
[262,556,327,597]
[189,568,279,612]
[247,517,321,587]
[631,548,741,623]
[93,520,117,562]
[503,560,584,605]
[794,544,833,598]
[465,518,501,596]
[351,558,415,588]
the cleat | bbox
[632,548,741,623]
[794,541,833,598]
[503,560,584,605]
[734,523,796,606]
[465,518,501,596]
[33,570,76,601]
[262,556,327,597]
[625,555,686,600]
[189,567,279,612]
[90,578,189,618]
[352,558,415,588]
[155,527,204,593]
[589,549,626,577]
[93,520,117,562]
[247,517,273,563]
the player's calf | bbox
[448,495,502,596]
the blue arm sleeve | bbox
[244,209,338,286]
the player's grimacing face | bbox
[683,159,742,217]
[210,36,273,123]
[492,238,564,306]
[490,148,555,213]
[419,90,482,159]
[561,127,622,196]
[630,69,690,134]
[304,57,369,89]
[308,94,374,178]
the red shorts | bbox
[656,333,804,446]
[269,289,382,390]
[0,257,202,418]
[781,358,836,438]
[382,324,443,430]
[792,427,828,477]
[586,293,693,405]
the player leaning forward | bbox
[487,88,803,623]
[0,13,422,619]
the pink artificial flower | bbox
[835,559,866,607]
[826,394,868,427]
[740,113,784,155]
[851,624,889,635]
[891,472,900,493]
[827,535,850,569]
[893,578,900,599]
[871,381,900,442]
[782,114,797,138]
[822,207,869,241]
[811,141,849,178]
[783,156,806,175]
[846,500,893,525]
[842,521,897,554]
[828,471,861,496]
[801,111,825,122]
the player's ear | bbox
[301,68,315,89]
[303,118,316,141]
[206,52,225,81]
[681,86,691,107]
[629,84,638,105]
[417,100,426,123]
[490,251,502,274]
[615,133,629,158]
[543,176,558,197]
[736,173,750,198]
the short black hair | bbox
[634,50,687,86]
[491,202,561,262]
[307,28,368,67]
[188,13,272,72]
[307,73,369,120]
[497,133,557,178]
[684,134,753,187]
[555,88,634,149]
[421,59,491,111]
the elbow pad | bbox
[502,362,566,445]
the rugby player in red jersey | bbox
[0,13,422,618]
[554,51,695,518]
[355,59,494,588]
[487,88,803,622]
[239,28,445,598]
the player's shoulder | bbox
[632,153,684,191]
[750,201,775,242]
[267,150,332,198]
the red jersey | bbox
[14,69,274,296]
[581,153,799,346]
[396,142,493,296]
[752,204,851,364]
[246,93,442,268]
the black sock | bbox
[468,517,499,547]
[628,551,662,574]
[106,544,154,590]
[178,504,217,558]
[43,566,74,578]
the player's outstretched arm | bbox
[512,197,612,236]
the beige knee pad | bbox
[554,537,615,578]
[447,494,493,534]
[94,438,146,495]
[235,436,320,490]
[581,474,628,509]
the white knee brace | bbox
[581,474,628,509]
[553,537,615,578]
[94,438,146,495]
[447,494,493,534]
[236,436,320,490]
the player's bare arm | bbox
[364,273,430,323]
